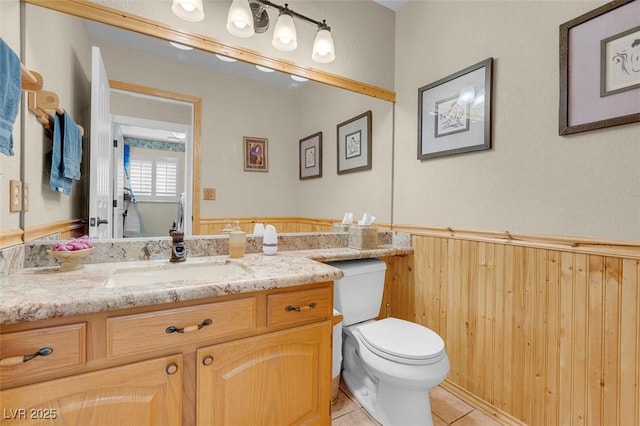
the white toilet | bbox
[330,258,450,426]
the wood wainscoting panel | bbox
[385,229,640,426]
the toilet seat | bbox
[357,318,445,365]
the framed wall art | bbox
[559,0,640,135]
[418,58,493,160]
[299,132,322,180]
[337,111,372,174]
[243,137,268,172]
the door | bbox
[197,321,332,425]
[0,355,182,425]
[89,46,112,238]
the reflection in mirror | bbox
[20,2,393,241]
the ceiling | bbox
[373,0,407,11]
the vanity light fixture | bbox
[226,0,335,63]
[171,0,204,22]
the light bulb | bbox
[180,1,196,12]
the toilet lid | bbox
[358,318,445,364]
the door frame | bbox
[109,80,202,235]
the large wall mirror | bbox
[18,0,395,241]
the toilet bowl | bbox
[329,259,450,426]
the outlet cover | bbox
[9,180,22,212]
[203,188,216,200]
[23,182,30,211]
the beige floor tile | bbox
[429,386,474,424]
[332,389,361,420]
[451,410,502,426]
[332,409,380,426]
[432,413,448,426]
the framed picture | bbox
[299,132,322,180]
[337,111,372,174]
[243,137,268,172]
[559,0,640,135]
[418,58,493,160]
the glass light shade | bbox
[215,54,237,62]
[312,28,335,63]
[291,75,308,82]
[256,65,275,73]
[169,41,194,51]
[272,12,297,51]
[226,0,255,38]
[172,0,204,22]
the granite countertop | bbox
[0,246,412,325]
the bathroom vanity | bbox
[0,238,413,425]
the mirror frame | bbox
[24,0,396,103]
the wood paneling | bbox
[385,228,640,426]
[0,229,23,249]
[198,217,336,235]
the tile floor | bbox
[331,379,501,426]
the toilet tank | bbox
[328,258,387,327]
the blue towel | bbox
[62,112,82,180]
[0,37,21,157]
[49,113,72,195]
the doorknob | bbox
[97,217,108,225]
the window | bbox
[129,154,180,202]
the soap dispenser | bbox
[262,224,278,255]
[228,222,246,258]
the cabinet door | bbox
[198,321,331,426]
[0,354,182,426]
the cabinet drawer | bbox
[267,287,332,328]
[0,323,86,386]
[107,298,256,358]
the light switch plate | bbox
[203,188,216,200]
[9,180,22,212]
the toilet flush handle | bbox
[285,302,316,312]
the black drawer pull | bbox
[285,302,316,312]
[166,318,212,334]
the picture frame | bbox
[337,111,372,174]
[243,137,268,172]
[418,58,493,160]
[559,0,640,135]
[299,132,322,180]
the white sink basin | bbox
[104,261,252,288]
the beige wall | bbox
[393,1,640,241]
[22,5,92,230]
[0,0,22,233]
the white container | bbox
[328,258,387,326]
[252,223,265,237]
[262,224,278,255]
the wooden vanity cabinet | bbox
[0,282,333,426]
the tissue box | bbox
[332,223,350,232]
[348,225,378,249]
